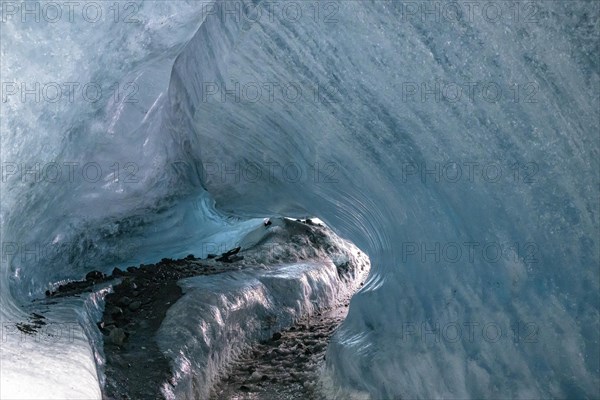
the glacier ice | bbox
[1,0,599,398]
[156,218,369,399]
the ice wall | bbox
[163,1,600,398]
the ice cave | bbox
[1,1,598,399]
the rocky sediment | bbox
[45,218,366,399]
[210,302,353,400]
[48,252,246,399]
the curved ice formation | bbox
[157,218,369,399]
[1,0,599,398]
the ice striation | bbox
[1,0,599,399]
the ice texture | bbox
[1,0,598,398]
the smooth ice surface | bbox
[2,0,599,399]
[0,288,109,399]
